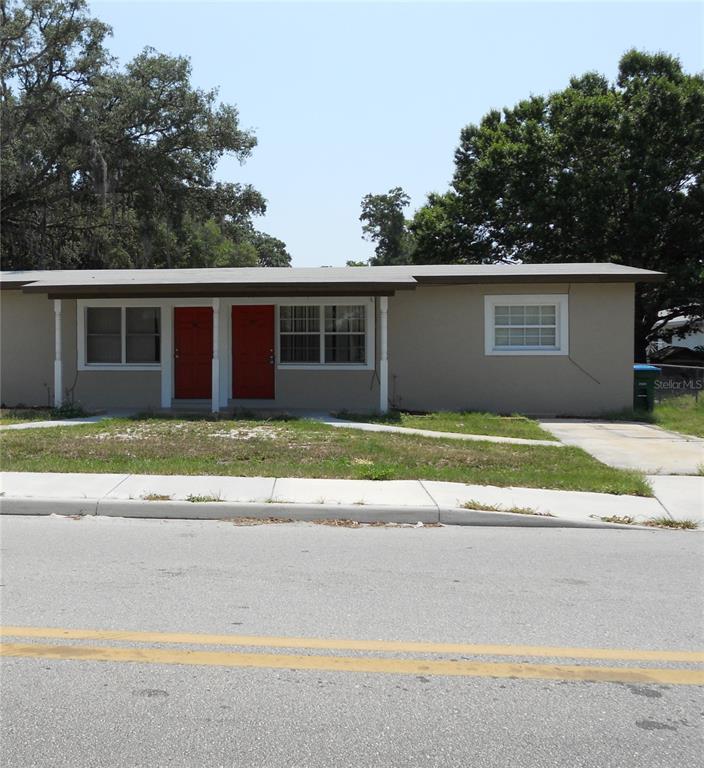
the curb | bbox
[98,499,440,524]
[0,496,633,528]
[0,497,99,516]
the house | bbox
[0,263,663,416]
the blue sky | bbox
[90,1,703,266]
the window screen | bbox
[86,308,121,363]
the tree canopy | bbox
[1,0,290,270]
[359,187,415,265]
[408,50,703,358]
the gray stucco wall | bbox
[0,291,55,407]
[0,293,160,410]
[387,282,634,416]
[230,370,378,412]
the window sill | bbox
[485,348,567,356]
[79,364,162,372]
[277,363,373,371]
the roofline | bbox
[5,264,666,297]
[413,272,665,285]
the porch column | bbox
[160,306,173,409]
[379,296,389,413]
[211,298,220,413]
[53,299,63,407]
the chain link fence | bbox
[652,364,704,403]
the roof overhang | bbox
[40,285,408,299]
[1,263,667,298]
[413,272,665,285]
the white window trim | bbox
[484,294,569,356]
[275,298,375,371]
[77,298,163,371]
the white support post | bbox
[53,299,63,408]
[379,296,389,414]
[160,305,173,409]
[211,298,220,413]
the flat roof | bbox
[0,263,665,298]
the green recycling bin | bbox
[633,364,660,412]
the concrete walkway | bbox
[0,410,136,431]
[0,471,690,528]
[1,415,110,431]
[539,419,704,475]
[314,416,563,448]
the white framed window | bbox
[78,300,162,370]
[277,300,374,369]
[484,294,569,356]
[280,306,320,364]
[324,305,366,364]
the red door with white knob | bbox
[232,305,275,399]
[174,307,213,399]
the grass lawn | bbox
[0,416,650,496]
[335,410,557,441]
[654,395,704,438]
[0,408,55,425]
[0,404,90,426]
[605,395,704,439]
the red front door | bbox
[174,307,213,399]
[232,305,275,399]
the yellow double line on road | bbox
[1,626,703,686]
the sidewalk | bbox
[1,471,689,528]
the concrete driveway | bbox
[539,419,704,475]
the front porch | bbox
[52,295,390,414]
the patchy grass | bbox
[142,493,172,502]
[0,417,651,496]
[0,404,91,425]
[603,395,704,438]
[186,493,223,503]
[333,410,557,441]
[461,499,553,516]
[599,514,637,525]
[654,395,704,438]
[645,516,699,530]
[0,408,55,425]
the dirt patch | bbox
[210,426,282,440]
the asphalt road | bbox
[1,514,702,768]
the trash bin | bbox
[633,364,661,412]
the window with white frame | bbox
[279,304,369,366]
[279,306,320,363]
[484,295,568,355]
[84,306,161,366]
[324,305,366,363]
